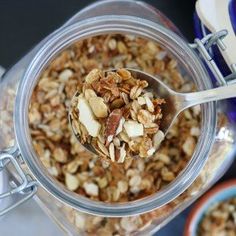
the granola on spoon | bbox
[69,68,166,163]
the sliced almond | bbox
[77,97,101,137]
[115,117,125,135]
[144,96,154,112]
[108,142,115,162]
[137,96,146,105]
[118,131,130,143]
[117,143,126,163]
[124,120,144,138]
[147,147,155,157]
[152,130,165,149]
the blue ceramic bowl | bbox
[184,179,236,236]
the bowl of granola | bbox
[184,179,236,236]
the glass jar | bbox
[0,0,235,235]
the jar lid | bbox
[194,0,236,122]
[195,0,236,71]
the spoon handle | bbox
[182,83,236,109]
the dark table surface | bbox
[0,0,235,235]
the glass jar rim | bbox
[15,15,216,217]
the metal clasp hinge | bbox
[189,30,236,86]
[0,150,38,216]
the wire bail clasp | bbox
[0,150,38,216]
[190,30,236,86]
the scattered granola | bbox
[70,68,165,162]
[198,197,236,236]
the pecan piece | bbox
[105,109,123,146]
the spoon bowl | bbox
[69,68,236,157]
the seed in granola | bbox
[118,131,130,143]
[156,153,170,164]
[117,41,127,54]
[67,160,81,174]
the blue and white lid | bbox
[195,0,236,122]
[195,0,236,72]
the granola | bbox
[27,33,236,235]
[198,197,236,236]
[29,34,200,202]
[69,68,165,162]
